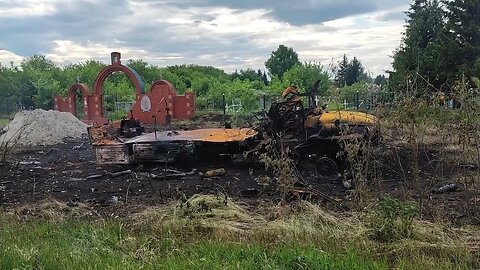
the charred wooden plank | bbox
[131,141,194,163]
[95,144,131,165]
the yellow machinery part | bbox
[319,110,378,128]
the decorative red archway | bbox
[68,83,90,118]
[92,52,145,97]
[53,83,108,125]
[54,83,90,117]
[129,79,195,124]
[54,52,195,126]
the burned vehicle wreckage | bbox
[88,80,379,178]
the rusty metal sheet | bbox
[125,128,257,144]
[87,122,121,145]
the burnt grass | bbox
[0,127,479,226]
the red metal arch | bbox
[68,83,90,97]
[149,80,176,96]
[54,52,194,125]
[92,64,144,97]
[67,83,91,119]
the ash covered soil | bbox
[0,116,479,226]
[0,137,347,213]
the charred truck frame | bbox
[88,80,379,177]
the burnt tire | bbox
[315,156,338,179]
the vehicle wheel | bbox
[315,156,338,179]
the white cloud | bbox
[45,40,189,67]
[0,0,60,17]
[0,0,409,75]
[0,49,23,66]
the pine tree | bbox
[390,0,445,94]
[345,57,364,86]
[443,0,480,82]
[231,70,240,81]
[335,55,367,86]
[257,69,263,79]
[374,75,388,86]
[335,54,349,86]
[261,71,269,86]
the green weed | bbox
[368,195,417,242]
[0,118,10,126]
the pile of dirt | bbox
[0,109,88,147]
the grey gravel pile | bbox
[0,109,88,147]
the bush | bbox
[107,110,128,121]
[369,195,417,242]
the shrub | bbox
[369,195,417,242]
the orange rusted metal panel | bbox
[319,111,378,128]
[125,128,257,144]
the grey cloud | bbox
[375,10,408,22]
[0,0,132,55]
[0,0,409,74]
[130,0,409,25]
[192,14,216,22]
[184,0,409,25]
[0,16,57,54]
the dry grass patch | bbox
[8,199,99,221]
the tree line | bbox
[0,45,377,117]
[390,0,480,96]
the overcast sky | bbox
[0,0,410,76]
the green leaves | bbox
[391,0,445,94]
[369,195,417,242]
[20,55,63,109]
[283,62,331,96]
[444,0,480,82]
[265,45,301,79]
[391,0,480,95]
[335,55,368,87]
[1,46,338,115]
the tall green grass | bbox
[0,220,385,270]
[0,196,478,269]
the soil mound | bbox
[0,109,88,147]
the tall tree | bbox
[335,55,367,86]
[231,70,240,81]
[443,0,480,83]
[345,57,365,86]
[374,74,388,86]
[335,54,349,86]
[21,55,62,109]
[390,0,445,94]
[283,62,331,96]
[261,71,269,86]
[265,45,300,80]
